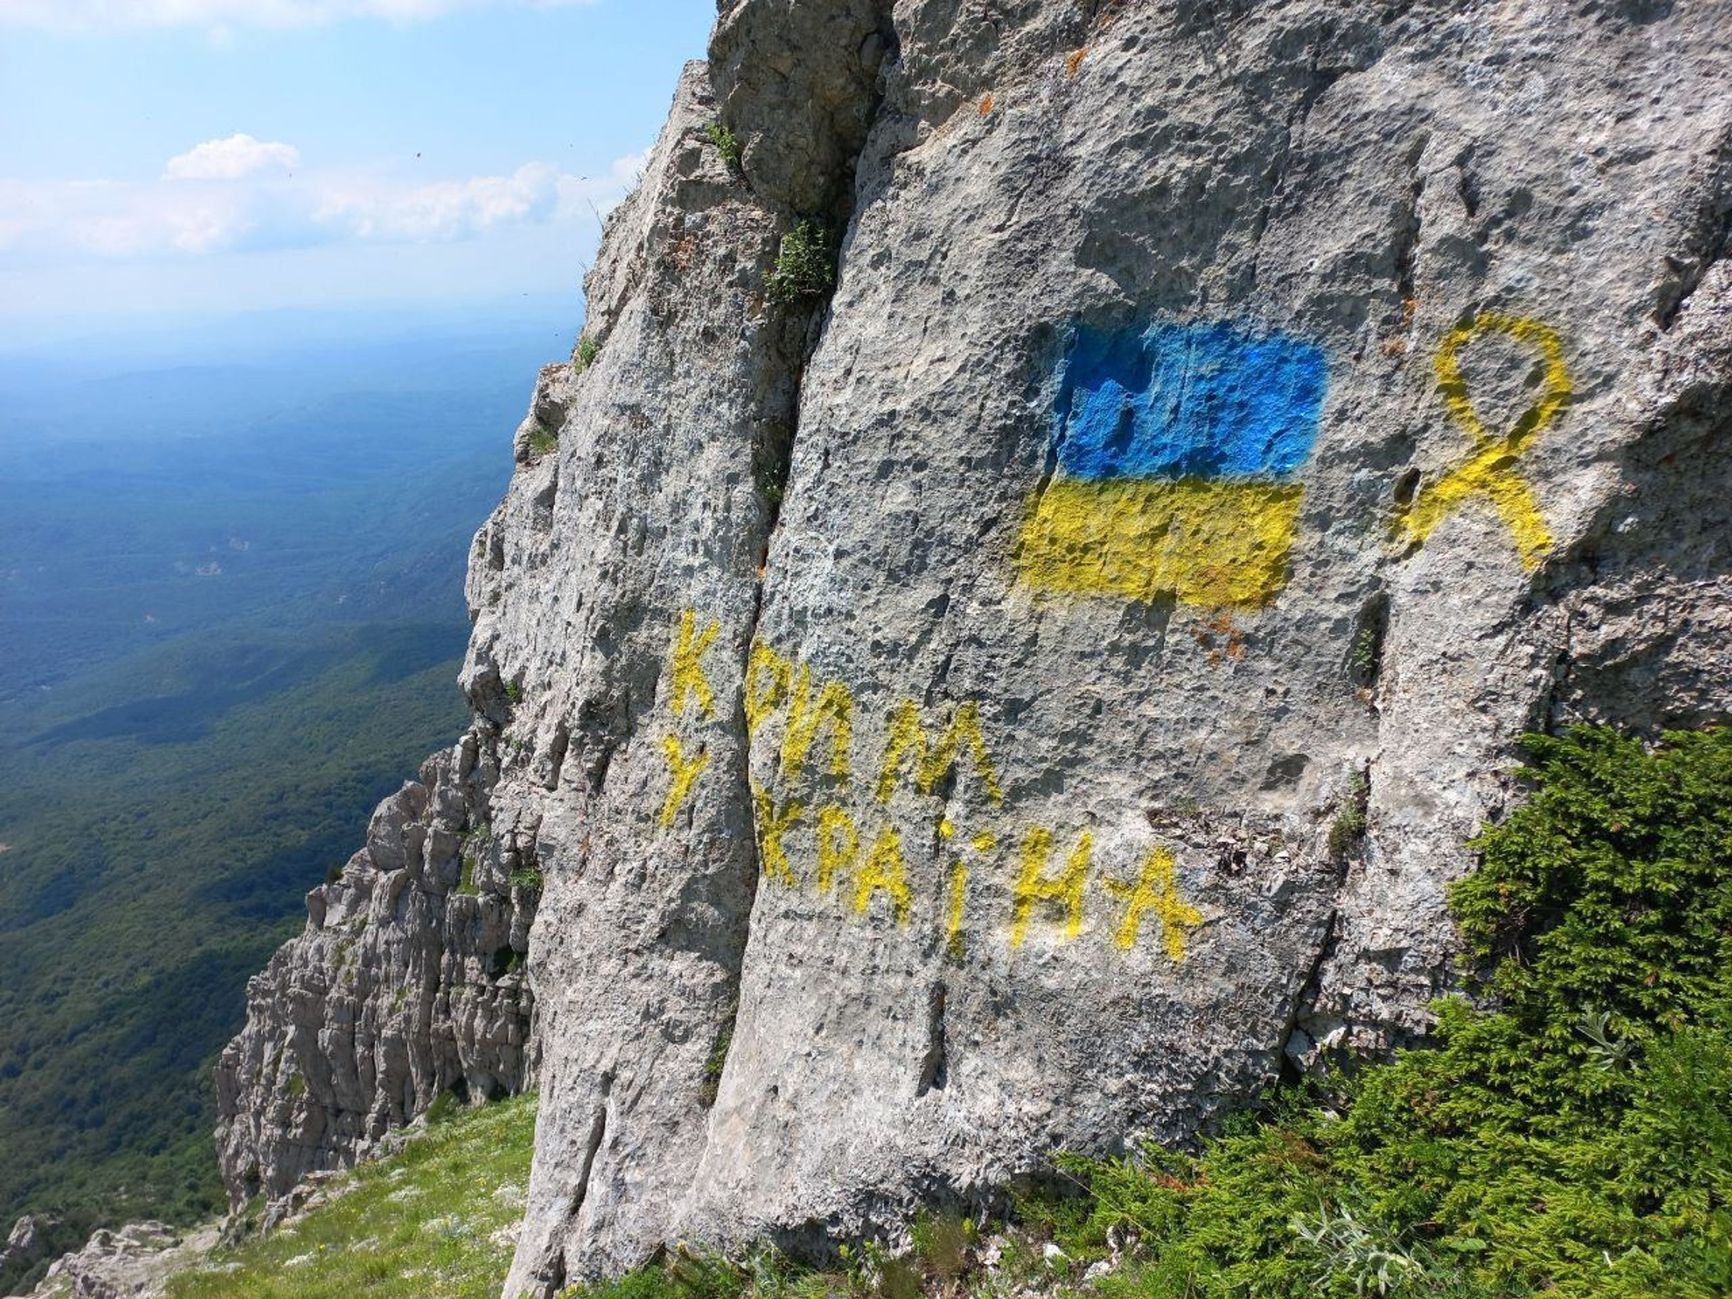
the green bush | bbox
[1327,769,1370,861]
[706,121,743,172]
[576,335,601,372]
[763,221,836,306]
[1052,725,1732,1299]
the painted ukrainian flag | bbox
[1017,321,1328,609]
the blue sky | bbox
[0,0,716,333]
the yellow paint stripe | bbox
[1016,478,1305,609]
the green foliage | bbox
[424,1088,463,1126]
[1033,726,1732,1299]
[756,459,788,508]
[706,121,743,172]
[763,221,836,306]
[167,1094,535,1299]
[1350,624,1380,681]
[1327,769,1370,861]
[508,864,544,893]
[561,1215,980,1299]
[526,422,559,458]
[575,335,601,372]
[504,678,525,706]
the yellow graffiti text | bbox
[945,860,968,957]
[744,640,792,735]
[1398,313,1571,571]
[875,699,1005,806]
[939,818,991,958]
[669,609,721,720]
[658,735,710,828]
[781,664,853,782]
[816,804,858,894]
[1017,478,1305,610]
[853,825,913,926]
[1010,826,1092,948]
[753,785,804,887]
[1104,846,1203,961]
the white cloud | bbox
[165,134,300,182]
[0,143,645,261]
[0,0,594,32]
[314,162,561,242]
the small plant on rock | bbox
[526,422,559,459]
[575,335,601,371]
[763,220,836,305]
[1327,769,1370,861]
[705,120,743,171]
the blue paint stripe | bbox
[1056,321,1327,482]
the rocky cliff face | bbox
[215,742,537,1206]
[217,2,1732,1296]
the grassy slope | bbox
[164,1095,537,1299]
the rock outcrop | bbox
[0,1217,52,1291]
[23,1222,218,1299]
[214,741,537,1205]
[217,2,1732,1297]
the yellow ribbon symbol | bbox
[1399,313,1571,571]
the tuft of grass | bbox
[763,221,836,306]
[526,423,559,459]
[508,864,544,894]
[457,825,487,897]
[575,335,601,372]
[1350,624,1380,681]
[697,1002,737,1109]
[706,121,743,172]
[167,1094,536,1299]
[424,1089,463,1126]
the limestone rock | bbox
[1,1215,53,1287]
[24,1222,217,1299]
[213,741,537,1207]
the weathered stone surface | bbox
[23,1222,218,1299]
[215,2,1732,1296]
[1,1216,53,1289]
[213,742,537,1207]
